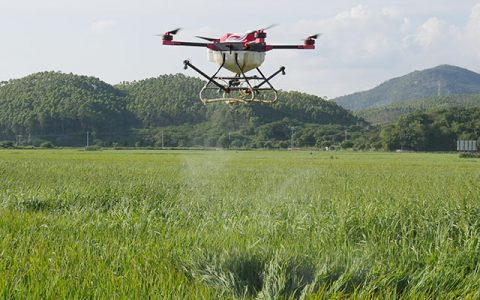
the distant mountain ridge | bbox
[355,93,480,125]
[0,71,362,147]
[334,65,480,111]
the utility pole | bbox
[228,131,231,149]
[345,130,348,142]
[290,126,295,148]
[86,131,90,147]
[161,131,164,149]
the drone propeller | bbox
[167,28,182,35]
[306,33,321,40]
[301,33,321,46]
[195,36,218,42]
[249,24,277,34]
[155,28,182,37]
[261,24,278,31]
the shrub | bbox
[459,152,480,158]
[40,141,54,148]
[341,140,354,149]
[0,140,14,148]
[85,145,102,151]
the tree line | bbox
[0,71,363,148]
[380,107,480,151]
[1,71,478,151]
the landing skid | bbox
[183,54,286,105]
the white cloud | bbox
[382,7,400,18]
[2,0,480,98]
[287,5,409,67]
[400,3,480,66]
[462,3,480,59]
[466,3,480,35]
[261,3,480,97]
[470,3,480,20]
[90,20,117,33]
[335,5,371,20]
[413,18,444,46]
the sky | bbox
[1,0,480,98]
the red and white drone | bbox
[161,26,319,104]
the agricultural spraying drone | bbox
[161,26,319,104]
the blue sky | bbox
[1,0,480,98]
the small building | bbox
[457,140,477,152]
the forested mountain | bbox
[0,71,362,148]
[2,71,479,151]
[335,65,480,111]
[0,72,132,138]
[118,74,207,127]
[356,93,480,125]
[118,75,363,148]
[118,75,360,128]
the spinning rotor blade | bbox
[249,24,277,34]
[306,33,321,40]
[167,28,182,35]
[156,28,182,37]
[161,27,211,47]
[195,36,218,42]
[262,24,278,31]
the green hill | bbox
[356,93,480,125]
[118,75,360,128]
[0,71,132,138]
[117,75,363,148]
[118,74,207,127]
[0,72,363,148]
[335,65,480,111]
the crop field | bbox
[1,149,480,298]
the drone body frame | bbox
[162,27,318,104]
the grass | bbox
[1,149,480,298]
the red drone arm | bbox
[265,34,318,51]
[266,44,315,50]
[162,33,214,48]
[266,37,316,51]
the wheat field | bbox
[1,149,479,298]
